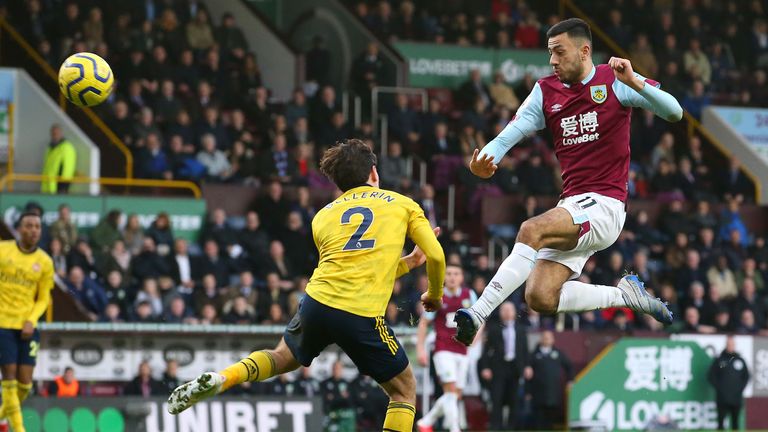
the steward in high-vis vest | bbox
[41,124,76,194]
[48,367,79,397]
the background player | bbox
[416,264,476,432]
[454,18,684,345]
[0,213,54,432]
[169,139,446,432]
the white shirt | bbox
[175,254,191,284]
[503,321,516,361]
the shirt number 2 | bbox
[341,207,376,251]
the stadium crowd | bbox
[5,0,768,337]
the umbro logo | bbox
[551,103,563,112]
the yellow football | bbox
[58,52,114,107]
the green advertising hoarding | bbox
[394,42,553,88]
[568,338,741,430]
[0,193,205,241]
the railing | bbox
[0,19,133,179]
[0,173,202,198]
[559,0,762,203]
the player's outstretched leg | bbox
[168,340,300,415]
[556,275,673,323]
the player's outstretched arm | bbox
[609,57,683,122]
[473,83,545,177]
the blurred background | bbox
[0,0,767,430]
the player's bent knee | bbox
[525,288,559,315]
[517,220,544,249]
[382,367,416,405]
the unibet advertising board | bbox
[0,193,205,241]
[22,397,322,432]
[568,338,733,431]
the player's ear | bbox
[370,165,380,187]
[580,42,591,61]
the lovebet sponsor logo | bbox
[568,339,723,431]
[578,391,718,430]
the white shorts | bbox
[433,350,469,389]
[537,192,626,279]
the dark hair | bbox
[546,18,592,45]
[17,211,41,226]
[319,139,377,192]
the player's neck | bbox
[574,61,595,84]
[16,241,37,254]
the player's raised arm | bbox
[472,83,546,178]
[609,56,683,122]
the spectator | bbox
[49,238,67,278]
[168,238,198,296]
[194,274,224,316]
[708,336,750,430]
[721,158,753,202]
[351,42,386,96]
[67,239,97,279]
[681,80,711,120]
[683,38,712,85]
[240,211,270,265]
[186,8,215,51]
[197,133,232,182]
[525,330,573,431]
[41,124,76,194]
[97,239,132,279]
[222,271,259,308]
[264,240,296,287]
[260,134,297,183]
[132,237,171,281]
[160,360,181,395]
[629,33,658,76]
[736,258,765,294]
[732,278,766,327]
[49,204,78,253]
[285,89,309,127]
[480,302,529,431]
[305,36,331,86]
[216,12,248,60]
[279,211,316,277]
[388,93,420,144]
[90,210,122,257]
[145,212,174,256]
[136,132,170,179]
[201,208,237,253]
[457,69,491,109]
[321,361,352,414]
[103,271,129,315]
[257,272,289,320]
[48,367,80,398]
[134,278,164,318]
[200,240,234,288]
[122,214,145,256]
[489,71,520,110]
[66,266,107,321]
[514,11,542,48]
[222,295,256,324]
[708,255,739,300]
[164,296,193,324]
[124,361,165,397]
[255,181,292,232]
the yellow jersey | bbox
[0,240,54,329]
[306,185,445,317]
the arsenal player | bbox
[416,265,475,432]
[455,18,683,345]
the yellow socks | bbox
[17,382,31,403]
[1,380,24,432]
[218,350,277,392]
[382,401,415,432]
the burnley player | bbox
[169,139,446,432]
[416,265,476,432]
[454,18,683,345]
